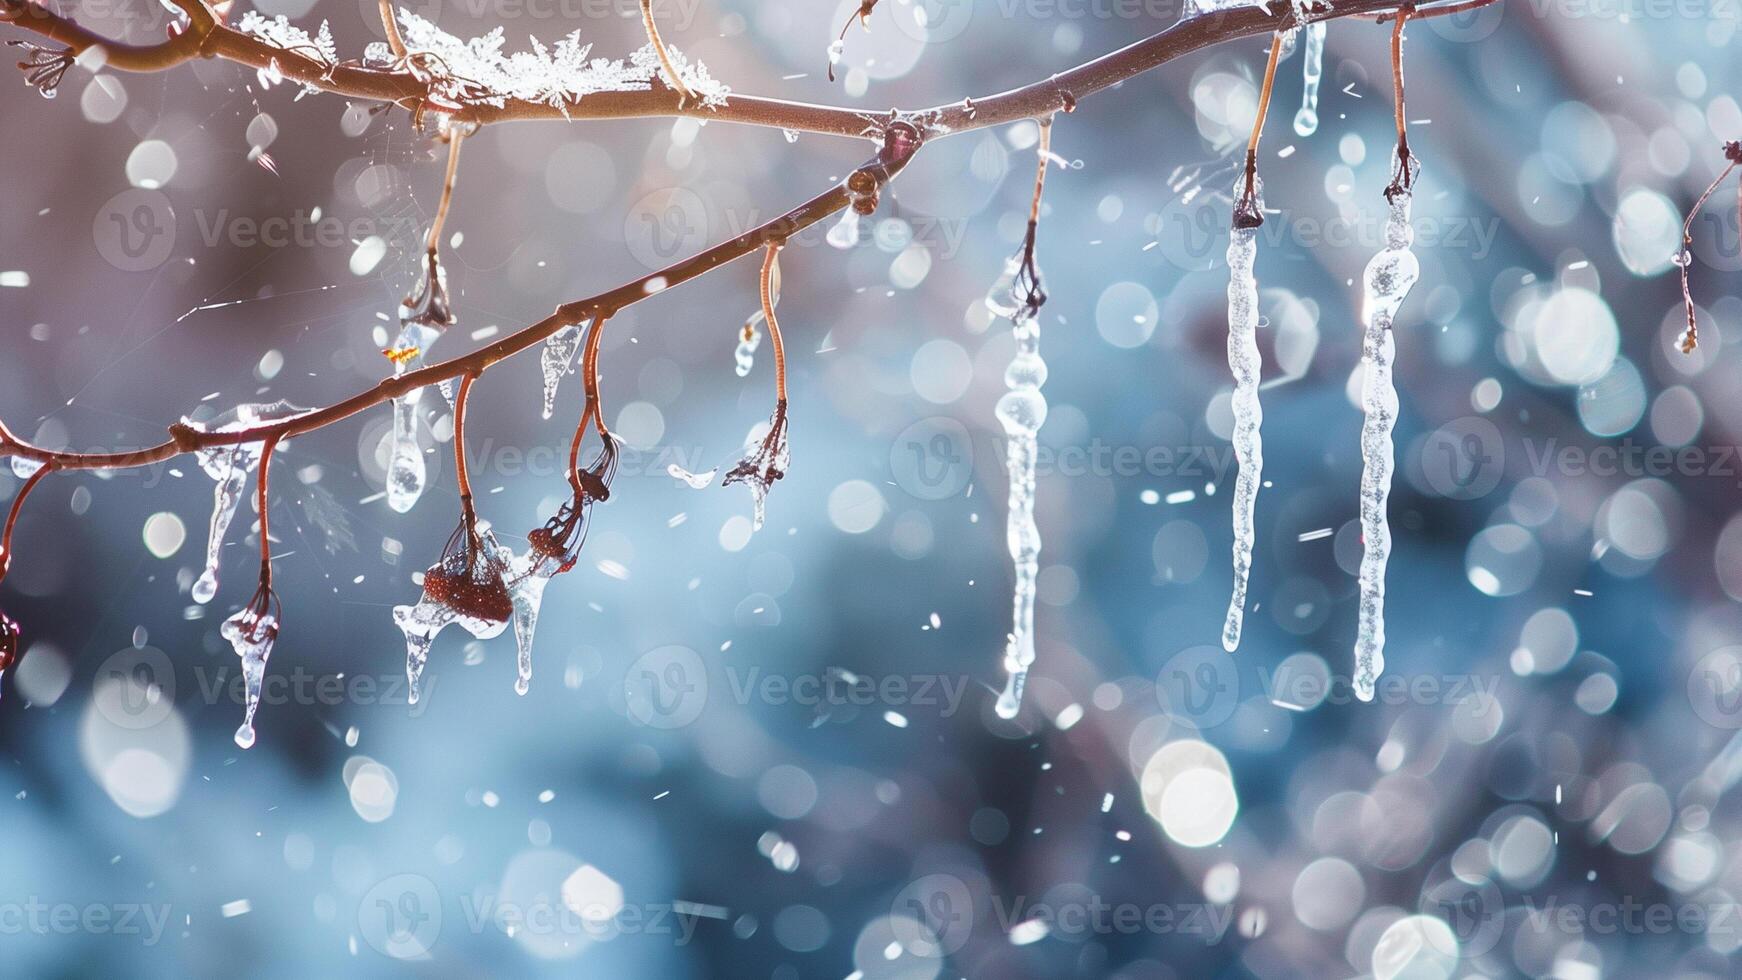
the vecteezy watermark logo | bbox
[359,874,444,959]
[1420,874,1504,957]
[93,189,176,273]
[624,187,710,269]
[889,0,976,44]
[1156,648,1502,728]
[93,645,176,730]
[1155,645,1240,730]
[891,873,975,957]
[1689,647,1742,729]
[623,645,708,729]
[0,899,173,945]
[891,417,974,500]
[1425,0,1505,41]
[1420,416,1505,500]
[1150,200,1501,272]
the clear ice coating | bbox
[826,209,861,250]
[722,406,791,531]
[1293,21,1326,137]
[1353,165,1421,702]
[391,525,513,705]
[1222,180,1265,653]
[500,544,560,696]
[221,608,277,748]
[9,457,44,479]
[386,321,442,514]
[540,323,585,420]
[667,464,718,489]
[989,256,1049,721]
[184,402,308,604]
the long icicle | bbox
[992,117,1053,720]
[1222,31,1284,654]
[1293,20,1325,137]
[1353,10,1422,701]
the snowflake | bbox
[237,12,338,95]
[353,10,730,112]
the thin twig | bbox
[1235,31,1285,227]
[256,432,281,571]
[1677,142,1742,353]
[379,0,407,62]
[760,244,788,404]
[638,0,693,106]
[453,371,478,508]
[426,123,465,259]
[0,462,52,581]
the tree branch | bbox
[3,0,1484,138]
[0,0,1493,474]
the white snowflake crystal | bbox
[354,11,730,111]
[237,13,339,67]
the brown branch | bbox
[1234,29,1285,228]
[0,0,1484,477]
[0,125,921,474]
[1,461,52,581]
[3,0,1480,139]
[378,0,407,63]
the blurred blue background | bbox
[4,0,1742,976]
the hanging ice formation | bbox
[987,241,1049,720]
[540,323,586,420]
[722,404,791,531]
[182,401,307,605]
[1294,21,1326,137]
[1221,175,1266,653]
[392,516,513,705]
[221,578,279,748]
[386,254,456,514]
[1352,153,1421,701]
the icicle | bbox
[1353,158,1421,701]
[826,209,861,250]
[183,402,307,604]
[722,403,790,531]
[499,543,561,696]
[1222,176,1265,653]
[539,323,585,420]
[220,604,276,748]
[385,321,441,515]
[667,464,718,489]
[1293,21,1325,137]
[987,249,1048,721]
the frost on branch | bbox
[358,11,730,112]
[181,401,307,605]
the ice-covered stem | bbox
[3,0,1477,136]
[1674,140,1742,354]
[1234,30,1285,229]
[639,0,694,106]
[991,116,1054,720]
[0,124,924,477]
[720,244,795,530]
